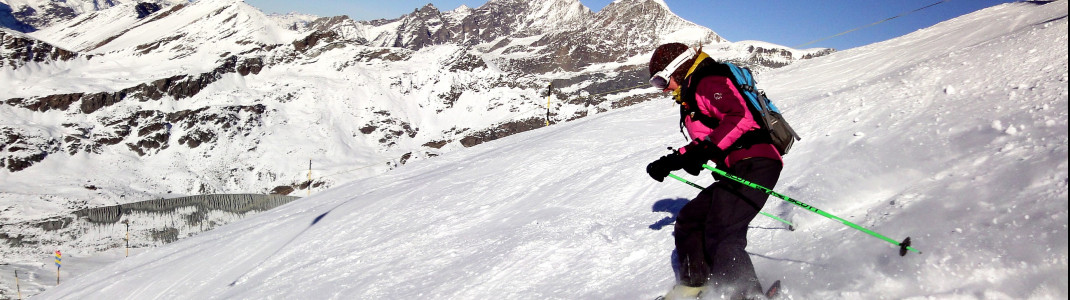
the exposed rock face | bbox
[169,104,268,150]
[0,126,59,172]
[0,29,78,68]
[358,110,418,148]
[459,117,545,147]
[2,102,269,171]
[9,55,265,114]
[134,2,161,19]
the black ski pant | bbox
[674,157,782,297]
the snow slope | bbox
[20,1,1069,299]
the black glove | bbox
[678,141,727,175]
[646,152,685,182]
[680,149,706,176]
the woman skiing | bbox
[645,42,783,300]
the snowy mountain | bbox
[265,11,319,31]
[0,0,188,32]
[370,0,729,73]
[368,0,593,50]
[2,0,1063,298]
[0,0,831,225]
[27,0,298,73]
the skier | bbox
[645,43,783,299]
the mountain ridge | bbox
[0,0,830,223]
[0,0,188,32]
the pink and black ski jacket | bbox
[676,60,782,168]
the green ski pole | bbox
[667,173,795,230]
[702,164,921,256]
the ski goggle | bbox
[649,48,696,90]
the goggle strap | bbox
[655,48,697,80]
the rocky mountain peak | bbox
[389,2,445,48]
[372,0,596,50]
[479,0,591,34]
[452,4,473,13]
[596,0,720,42]
[416,3,439,13]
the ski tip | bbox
[788,225,795,231]
[899,237,912,256]
[765,280,782,299]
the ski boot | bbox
[655,284,704,300]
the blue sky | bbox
[245,0,1019,50]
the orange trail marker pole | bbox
[15,270,22,299]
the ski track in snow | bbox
[1,1,1067,299]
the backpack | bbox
[723,62,802,155]
[680,59,802,155]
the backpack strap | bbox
[723,62,767,115]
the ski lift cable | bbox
[794,0,952,49]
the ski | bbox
[765,280,782,299]
[653,281,780,300]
